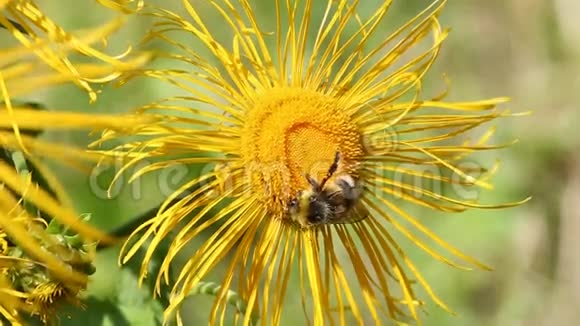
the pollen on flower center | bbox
[241,87,364,217]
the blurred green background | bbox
[15,0,580,325]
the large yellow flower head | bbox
[87,0,528,324]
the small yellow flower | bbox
[3,0,530,325]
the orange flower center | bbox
[241,87,364,217]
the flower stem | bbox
[190,281,259,325]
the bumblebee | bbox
[287,152,361,227]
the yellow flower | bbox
[0,200,95,324]
[0,0,152,322]
[3,0,530,324]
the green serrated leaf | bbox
[116,267,164,326]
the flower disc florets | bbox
[241,87,364,218]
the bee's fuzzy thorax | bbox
[287,153,361,228]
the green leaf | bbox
[116,268,164,326]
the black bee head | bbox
[306,194,330,224]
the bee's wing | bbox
[337,203,370,225]
[326,191,367,225]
